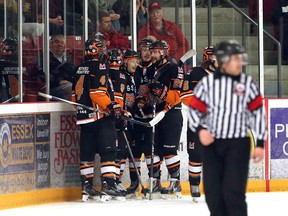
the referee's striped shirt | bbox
[188,70,267,147]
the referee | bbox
[188,40,267,216]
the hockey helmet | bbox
[124,49,139,59]
[149,40,170,56]
[203,45,216,62]
[139,38,154,50]
[215,40,247,65]
[107,48,123,67]
[84,37,105,57]
[0,38,18,56]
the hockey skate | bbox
[126,180,139,198]
[116,180,128,196]
[190,185,201,203]
[143,178,162,199]
[82,181,110,202]
[102,181,126,201]
[160,179,182,200]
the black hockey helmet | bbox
[0,38,18,56]
[215,40,247,65]
[149,40,170,56]
[84,37,105,57]
[203,45,216,62]
[124,49,139,59]
[107,48,123,67]
[139,38,154,50]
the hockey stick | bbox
[122,131,149,197]
[2,94,20,103]
[149,97,157,200]
[38,92,164,127]
[179,49,197,67]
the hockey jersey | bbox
[149,60,183,112]
[180,66,214,106]
[108,66,126,109]
[133,61,155,119]
[123,69,141,113]
[72,60,114,125]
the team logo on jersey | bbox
[0,123,12,168]
[188,141,195,150]
[234,83,246,96]
[99,63,106,70]
[120,73,125,79]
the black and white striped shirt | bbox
[188,70,267,147]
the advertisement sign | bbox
[50,112,81,187]
[35,114,50,188]
[0,115,35,192]
[270,108,288,159]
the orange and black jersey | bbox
[180,66,214,106]
[133,62,155,118]
[150,60,184,112]
[72,60,113,125]
[108,67,126,109]
[0,60,20,102]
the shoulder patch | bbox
[178,67,184,73]
[99,63,106,70]
[120,73,125,79]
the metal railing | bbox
[207,0,282,97]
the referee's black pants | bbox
[203,137,250,216]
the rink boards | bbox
[0,99,288,209]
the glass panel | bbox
[22,0,45,102]
[0,0,22,103]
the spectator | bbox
[138,2,189,62]
[36,34,75,100]
[99,0,121,32]
[271,0,288,64]
[136,0,148,31]
[96,10,130,51]
[38,0,94,36]
[112,0,148,35]
[21,0,44,37]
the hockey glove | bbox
[107,102,122,119]
[148,82,168,100]
[115,111,130,131]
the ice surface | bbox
[1,192,287,216]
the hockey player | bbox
[72,37,125,201]
[180,46,217,202]
[188,40,266,216]
[148,40,184,197]
[0,38,20,102]
[126,38,155,197]
[110,49,141,197]
[106,48,128,195]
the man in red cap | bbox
[138,2,189,62]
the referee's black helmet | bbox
[215,40,247,65]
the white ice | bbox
[1,192,287,216]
